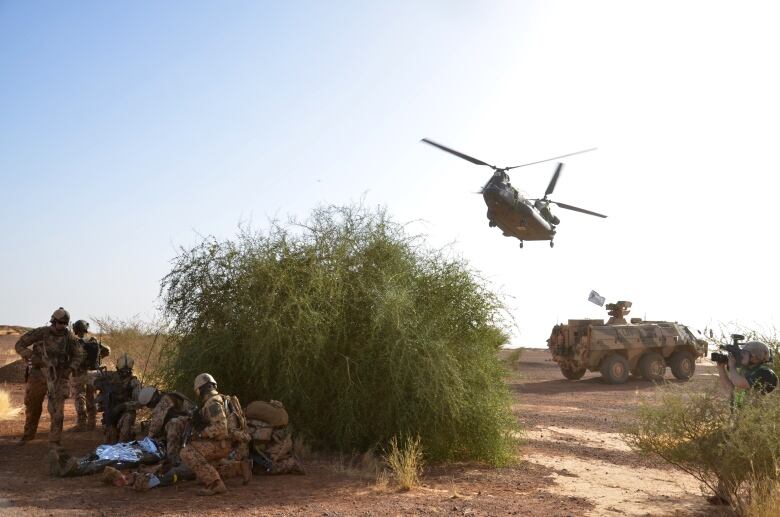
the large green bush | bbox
[158,204,517,464]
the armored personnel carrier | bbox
[547,301,709,384]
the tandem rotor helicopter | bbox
[421,138,607,248]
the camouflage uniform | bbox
[147,392,196,464]
[70,336,110,430]
[180,392,236,489]
[15,326,83,444]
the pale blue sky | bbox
[2,1,779,345]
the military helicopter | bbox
[421,138,607,248]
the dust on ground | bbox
[0,346,731,516]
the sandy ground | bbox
[0,346,733,516]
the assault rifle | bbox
[181,407,206,447]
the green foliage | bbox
[623,382,780,515]
[159,204,518,464]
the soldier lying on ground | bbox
[69,319,110,432]
[136,386,197,464]
[15,307,84,446]
[93,353,141,444]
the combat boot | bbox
[16,436,32,446]
[67,422,87,432]
[196,479,227,496]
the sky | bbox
[1,1,779,346]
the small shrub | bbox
[0,388,21,420]
[92,316,168,385]
[383,434,424,491]
[746,475,780,517]
[623,382,780,515]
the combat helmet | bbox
[116,353,134,371]
[73,320,89,334]
[194,373,217,392]
[50,307,70,324]
[137,386,158,407]
[743,341,771,363]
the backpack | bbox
[223,395,251,444]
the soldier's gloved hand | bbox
[19,349,33,360]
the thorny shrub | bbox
[623,382,780,516]
[158,204,518,464]
[92,316,168,385]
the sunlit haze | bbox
[2,1,779,346]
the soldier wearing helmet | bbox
[69,319,110,431]
[137,386,196,464]
[97,353,141,443]
[14,307,84,445]
[717,340,778,397]
[180,373,251,495]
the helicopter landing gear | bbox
[519,241,524,249]
[549,241,555,248]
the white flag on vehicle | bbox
[588,290,605,306]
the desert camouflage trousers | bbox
[23,368,69,444]
[164,416,188,464]
[180,439,244,486]
[70,372,96,428]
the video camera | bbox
[710,334,745,365]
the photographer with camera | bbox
[714,335,777,399]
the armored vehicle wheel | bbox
[638,352,666,382]
[600,354,630,384]
[670,351,695,380]
[560,365,586,380]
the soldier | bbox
[137,386,196,464]
[180,373,251,496]
[15,307,84,446]
[69,320,110,431]
[96,353,141,443]
[717,340,778,399]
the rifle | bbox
[181,407,206,447]
[93,369,120,427]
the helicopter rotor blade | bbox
[550,201,607,218]
[544,163,563,198]
[506,147,597,171]
[421,138,496,169]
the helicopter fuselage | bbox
[482,174,556,242]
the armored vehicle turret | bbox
[547,301,709,384]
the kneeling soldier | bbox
[137,386,196,464]
[180,373,250,496]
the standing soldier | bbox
[180,373,251,496]
[137,386,196,464]
[15,307,83,446]
[69,320,110,431]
